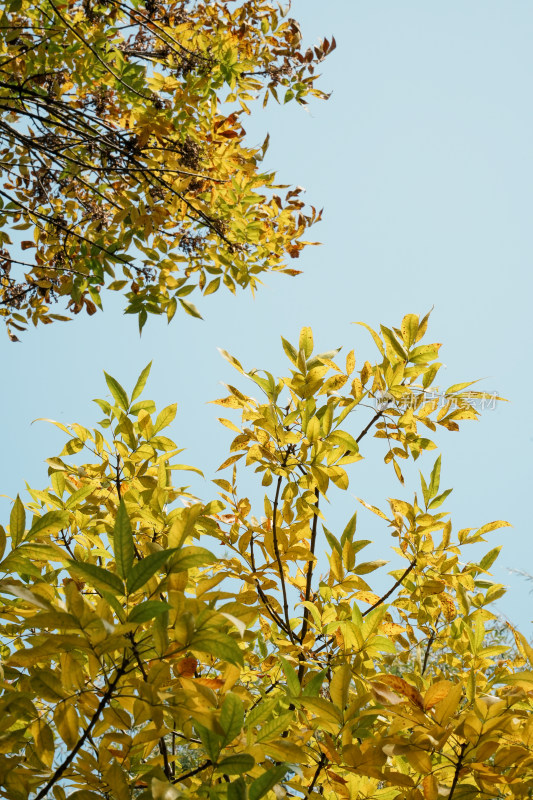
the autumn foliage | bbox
[1,315,531,800]
[1,3,531,800]
[0,0,331,338]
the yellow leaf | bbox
[405,748,432,774]
[54,702,79,749]
[401,313,419,348]
[423,774,438,800]
[433,682,463,725]
[438,593,456,622]
[319,374,348,394]
[217,453,244,471]
[346,349,356,374]
[210,396,242,408]
[424,680,453,710]
[476,520,512,536]
[330,663,351,711]
[380,622,406,636]
[218,417,242,433]
[353,591,380,605]
[299,326,313,358]
[105,761,130,800]
[30,719,54,768]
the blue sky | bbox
[2,1,532,629]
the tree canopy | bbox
[2,315,531,800]
[1,4,530,800]
[0,0,332,338]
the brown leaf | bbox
[175,657,198,678]
[380,675,424,709]
[371,681,404,705]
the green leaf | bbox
[194,722,222,762]
[190,631,243,666]
[104,372,129,411]
[28,510,70,540]
[153,403,177,435]
[428,488,453,510]
[114,501,134,580]
[127,548,179,594]
[341,512,357,547]
[215,754,254,775]
[281,336,298,366]
[428,455,441,499]
[302,669,327,697]
[220,693,244,745]
[227,777,247,800]
[10,495,25,546]
[323,526,341,555]
[128,600,171,624]
[131,362,152,402]
[327,430,359,453]
[249,764,290,800]
[479,546,502,572]
[279,656,300,696]
[496,671,533,686]
[170,546,216,572]
[69,561,124,595]
[64,484,94,510]
[420,472,430,507]
[131,399,157,415]
[179,298,203,319]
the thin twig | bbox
[34,657,129,799]
[306,752,327,797]
[272,464,295,643]
[173,759,212,784]
[449,742,467,800]
[362,558,417,617]
[299,489,320,651]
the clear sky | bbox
[2,1,532,629]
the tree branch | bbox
[34,657,129,799]
[306,752,327,797]
[299,488,320,654]
[173,759,212,784]
[127,633,172,781]
[449,742,467,800]
[361,558,417,617]
[272,466,295,643]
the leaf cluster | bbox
[0,316,530,800]
[0,0,333,337]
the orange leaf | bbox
[196,677,224,689]
[380,675,424,709]
[423,774,438,800]
[424,680,453,710]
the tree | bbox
[1,313,532,800]
[0,0,333,338]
